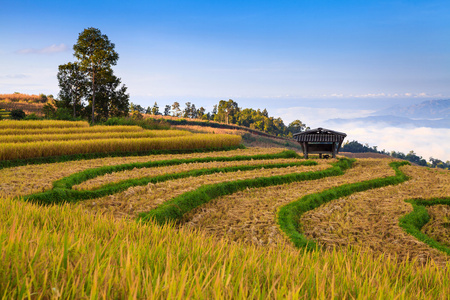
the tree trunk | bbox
[91,72,96,123]
[73,90,76,118]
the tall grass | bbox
[1,197,449,298]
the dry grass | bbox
[0,148,287,197]
[183,159,395,247]
[0,93,44,103]
[172,124,246,135]
[422,205,450,248]
[301,165,450,265]
[78,163,331,220]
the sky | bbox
[1,0,450,159]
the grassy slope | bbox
[2,121,450,297]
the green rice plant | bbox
[139,158,354,225]
[400,197,450,255]
[278,161,410,250]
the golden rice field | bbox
[1,121,450,298]
[0,120,241,161]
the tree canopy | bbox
[57,27,129,122]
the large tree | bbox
[73,27,119,123]
[57,62,88,118]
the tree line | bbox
[341,140,450,170]
[130,99,309,137]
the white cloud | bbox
[338,123,450,162]
[16,43,69,54]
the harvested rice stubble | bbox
[0,147,285,197]
[77,164,331,220]
[422,205,450,248]
[301,164,450,266]
[183,159,396,247]
[74,158,315,191]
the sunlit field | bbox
[1,120,450,298]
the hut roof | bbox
[293,127,347,142]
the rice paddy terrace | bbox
[1,120,450,298]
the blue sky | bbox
[1,0,450,124]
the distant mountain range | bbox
[373,99,450,119]
[326,99,450,128]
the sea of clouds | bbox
[277,106,450,162]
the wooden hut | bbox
[293,127,347,158]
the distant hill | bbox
[325,99,450,128]
[373,99,450,119]
[327,115,450,128]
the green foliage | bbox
[10,109,26,120]
[341,140,379,153]
[57,62,88,118]
[278,161,410,250]
[24,113,42,120]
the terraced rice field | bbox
[0,120,241,161]
[1,124,450,297]
[8,145,449,264]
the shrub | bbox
[10,109,26,120]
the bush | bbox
[24,113,42,120]
[10,109,26,120]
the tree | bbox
[183,102,192,118]
[73,27,119,123]
[288,120,307,134]
[164,105,171,116]
[152,102,160,115]
[57,62,88,118]
[172,102,181,117]
[197,106,206,119]
[92,68,129,120]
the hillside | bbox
[0,93,53,116]
[0,120,450,297]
